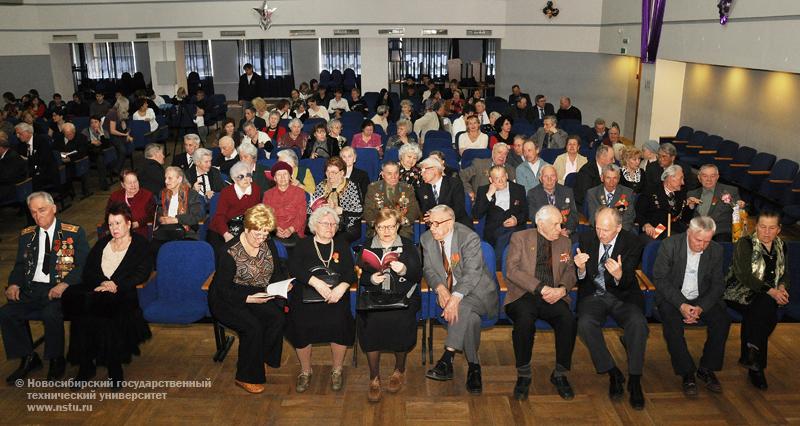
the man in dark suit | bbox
[422,205,498,394]
[0,131,28,202]
[588,118,609,149]
[575,207,646,409]
[15,122,57,192]
[171,133,200,171]
[506,97,535,123]
[636,164,692,244]
[417,156,471,227]
[686,164,742,242]
[504,204,577,401]
[138,143,166,196]
[237,63,262,107]
[508,85,532,107]
[238,107,267,134]
[555,96,582,123]
[185,147,226,200]
[53,123,90,198]
[573,144,615,214]
[472,166,527,264]
[586,164,636,232]
[0,191,89,383]
[533,94,556,122]
[460,143,517,202]
[644,142,696,194]
[527,165,578,237]
[212,135,239,177]
[654,216,730,397]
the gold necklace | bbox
[313,237,333,268]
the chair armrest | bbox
[496,272,507,291]
[636,270,654,291]
[747,170,771,175]
[686,145,703,149]
[136,271,157,289]
[698,150,717,155]
[769,179,793,184]
[793,188,800,193]
[729,163,750,168]
[713,157,733,161]
[671,140,688,145]
[201,272,215,291]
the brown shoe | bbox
[368,377,382,402]
[387,370,405,394]
[296,372,312,393]
[331,368,344,391]
[235,380,265,394]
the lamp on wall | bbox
[717,0,733,25]
[542,1,559,19]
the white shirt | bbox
[32,220,57,283]
[577,234,619,281]
[328,98,350,113]
[493,187,510,211]
[132,108,158,132]
[528,159,543,177]
[246,74,252,84]
[193,115,205,128]
[681,238,703,300]
[152,96,165,107]
[308,107,329,121]
[565,156,579,176]
[458,132,488,153]
[242,131,272,156]
[477,111,490,126]
[451,117,466,144]
[596,161,604,177]
[234,183,253,200]
[186,153,193,168]
[167,192,179,217]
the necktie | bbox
[387,185,395,200]
[606,192,614,207]
[440,240,453,292]
[433,185,439,204]
[539,108,544,120]
[198,174,207,194]
[42,231,51,275]
[544,133,551,149]
[594,243,611,294]
[547,192,555,206]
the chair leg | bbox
[212,320,235,362]
[427,318,434,365]
[421,316,427,366]
[351,319,358,368]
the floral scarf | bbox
[161,184,190,230]
[749,233,784,288]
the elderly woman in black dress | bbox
[208,204,288,394]
[724,210,789,390]
[63,202,153,389]
[288,206,356,393]
[358,208,421,402]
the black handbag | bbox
[356,271,414,311]
[302,266,341,303]
[227,215,245,238]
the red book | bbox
[309,196,328,212]
[360,248,401,272]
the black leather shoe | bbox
[425,360,453,381]
[696,367,722,393]
[682,373,698,397]
[550,373,575,400]
[466,364,482,395]
[748,369,768,390]
[513,376,532,400]
[47,357,66,381]
[5,353,42,384]
[609,369,626,400]
[742,346,761,370]
[628,380,645,410]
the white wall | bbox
[647,59,686,142]
[291,39,319,90]
[360,38,389,93]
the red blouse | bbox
[107,188,155,238]
[262,185,307,237]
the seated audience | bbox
[644,143,695,193]
[533,94,555,121]
[724,210,787,390]
[106,169,155,239]
[457,116,489,155]
[0,131,28,201]
[555,96,582,123]
[397,143,423,190]
[586,164,636,232]
[506,134,525,169]
[398,100,419,123]
[264,111,286,142]
[186,147,225,201]
[461,142,516,201]
[305,97,329,122]
[515,140,550,193]
[262,161,307,248]
[575,207,646,409]
[417,156,470,227]
[489,116,515,149]
[640,140,659,170]
[327,88,350,118]
[508,85,532,106]
[303,123,339,160]
[588,118,609,148]
[15,122,57,192]
[151,167,204,254]
[172,133,200,171]
[474,99,490,126]
[620,146,645,193]
[473,165,527,262]
[574,144,615,212]
[89,92,111,118]
[363,162,421,240]
[371,105,390,134]
[526,165,578,237]
[53,122,90,198]
[308,157,364,243]
[241,122,273,155]
[251,97,270,122]
[532,115,568,149]
[207,161,262,252]
[553,135,588,185]
[62,202,153,389]
[414,102,451,144]
[448,90,465,115]
[687,164,743,242]
[358,207,422,402]
[131,98,158,133]
[138,143,166,197]
[220,117,242,147]
[507,96,534,123]
[349,88,368,114]
[636,164,691,244]
[67,92,90,117]
[287,206,357,393]
[504,205,577,401]
[327,119,347,150]
[450,105,474,145]
[278,118,309,152]
[386,119,418,149]
[654,217,730,397]
[351,119,383,157]
[208,204,288,394]
[82,115,110,190]
[48,110,67,139]
[429,150,460,180]
[212,136,239,177]
[238,107,266,134]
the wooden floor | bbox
[1,151,800,425]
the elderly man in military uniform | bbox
[364,161,421,240]
[0,191,88,383]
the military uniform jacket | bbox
[8,220,89,291]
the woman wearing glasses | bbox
[208,204,289,394]
[308,156,363,243]
[358,208,422,402]
[287,206,356,393]
[207,161,262,252]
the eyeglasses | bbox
[376,224,398,232]
[427,218,453,228]
[234,173,253,180]
[317,221,337,228]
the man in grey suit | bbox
[422,205,499,394]
[654,216,730,397]
[527,165,578,238]
[532,116,568,149]
[586,164,636,232]
[686,164,743,242]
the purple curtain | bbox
[641,0,667,63]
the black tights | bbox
[366,351,407,380]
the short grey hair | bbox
[326,119,341,132]
[144,143,163,159]
[492,142,509,154]
[15,122,33,134]
[596,144,613,160]
[398,143,422,162]
[276,148,298,166]
[594,206,621,226]
[288,118,302,129]
[183,133,200,145]
[659,142,677,157]
[268,110,281,120]
[534,204,562,225]
[340,145,356,159]
[661,164,683,181]
[27,191,54,207]
[400,99,413,109]
[237,142,257,159]
[242,122,255,131]
[229,161,250,179]
[543,115,558,126]
[308,206,340,234]
[602,163,621,177]
[489,111,502,122]
[396,118,411,131]
[699,164,719,174]
[418,156,444,172]
[376,105,388,115]
[689,216,716,234]
[428,204,455,219]
[61,122,75,133]
[192,147,212,164]
[218,136,234,148]
[165,166,185,182]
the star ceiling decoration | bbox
[717,0,733,25]
[542,1,559,19]
[254,0,277,31]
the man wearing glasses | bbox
[420,205,498,395]
[416,156,471,228]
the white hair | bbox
[308,206,340,234]
[398,143,422,162]
[277,149,299,167]
[229,161,250,179]
[27,191,54,206]
[183,133,200,145]
[237,142,257,158]
[661,164,683,181]
[192,147,212,164]
[689,216,716,233]
[428,204,455,219]
[534,204,561,225]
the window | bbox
[237,39,292,77]
[389,38,452,79]
[184,40,214,78]
[320,38,361,74]
[484,39,497,76]
[72,42,137,79]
